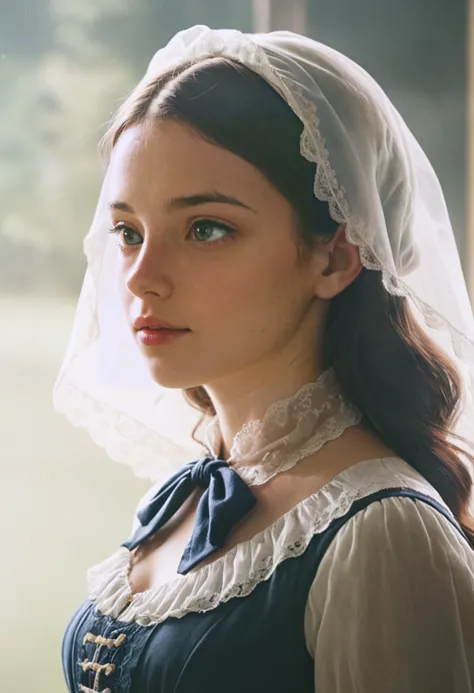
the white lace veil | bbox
[52,25,474,484]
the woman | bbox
[55,26,474,692]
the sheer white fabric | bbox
[305,492,474,692]
[52,26,474,483]
[203,367,362,486]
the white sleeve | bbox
[304,495,474,692]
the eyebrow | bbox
[108,192,257,214]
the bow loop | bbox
[122,456,257,574]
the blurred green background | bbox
[0,0,469,690]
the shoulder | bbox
[303,469,474,690]
[329,486,472,570]
[310,463,473,595]
[304,475,474,653]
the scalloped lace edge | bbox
[87,456,448,627]
[52,35,473,491]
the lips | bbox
[137,325,191,346]
[144,327,189,331]
[133,316,189,331]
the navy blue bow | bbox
[122,456,258,574]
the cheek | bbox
[192,244,304,336]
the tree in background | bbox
[0,0,465,292]
[0,0,251,293]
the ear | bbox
[312,224,363,299]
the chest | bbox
[127,489,203,592]
[127,488,280,593]
[126,461,345,595]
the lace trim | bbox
[54,377,192,482]
[234,402,361,486]
[232,398,361,486]
[87,456,448,627]
[247,44,474,375]
[52,29,473,491]
[203,368,362,486]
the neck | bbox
[202,367,362,487]
[204,361,325,460]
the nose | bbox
[125,241,174,300]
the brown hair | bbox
[102,57,474,546]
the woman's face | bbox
[106,120,327,395]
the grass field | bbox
[0,294,150,691]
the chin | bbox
[145,364,204,391]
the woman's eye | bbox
[107,223,141,247]
[190,219,236,245]
[107,219,236,250]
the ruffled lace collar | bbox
[87,456,446,626]
[202,367,362,486]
